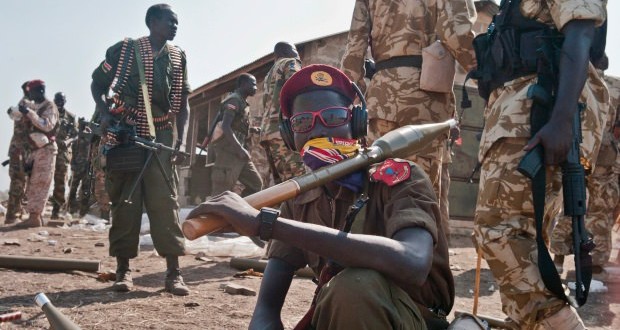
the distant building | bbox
[180,1,498,230]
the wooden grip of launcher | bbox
[182,181,300,240]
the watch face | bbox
[259,208,279,241]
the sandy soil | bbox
[0,216,619,330]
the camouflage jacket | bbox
[479,0,608,165]
[260,57,302,141]
[56,108,77,151]
[8,97,32,156]
[340,0,477,92]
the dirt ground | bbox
[0,215,619,330]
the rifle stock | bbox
[182,120,455,240]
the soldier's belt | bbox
[375,55,422,71]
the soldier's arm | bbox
[436,0,477,72]
[25,102,58,133]
[174,48,191,149]
[340,0,371,92]
[90,41,124,125]
[249,258,295,330]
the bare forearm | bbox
[551,20,595,124]
[175,101,189,147]
[271,218,431,285]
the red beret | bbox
[26,79,45,90]
[279,64,355,118]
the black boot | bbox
[51,205,60,220]
[164,256,189,296]
[112,257,133,292]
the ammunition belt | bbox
[375,55,422,72]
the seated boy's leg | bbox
[312,268,425,330]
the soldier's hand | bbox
[18,104,29,114]
[524,119,572,165]
[186,191,260,237]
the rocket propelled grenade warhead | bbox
[182,119,454,240]
[35,293,82,330]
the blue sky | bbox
[0,0,618,191]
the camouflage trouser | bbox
[68,164,88,213]
[368,118,445,218]
[94,166,110,213]
[261,138,306,183]
[474,137,583,328]
[52,149,71,210]
[550,164,619,266]
[6,150,28,220]
[26,145,57,215]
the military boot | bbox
[16,213,43,228]
[50,206,60,220]
[4,208,18,225]
[164,256,189,296]
[112,257,133,292]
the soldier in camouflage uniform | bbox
[259,42,305,184]
[67,118,92,215]
[210,73,263,197]
[340,0,477,228]
[51,92,77,219]
[4,82,31,224]
[551,59,620,276]
[473,1,607,328]
[15,80,59,228]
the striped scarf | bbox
[301,137,364,193]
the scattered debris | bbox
[184,302,200,308]
[94,242,105,247]
[2,239,20,246]
[233,268,263,278]
[569,280,607,293]
[488,285,495,292]
[450,265,462,271]
[47,240,57,246]
[194,252,214,262]
[449,250,458,256]
[0,311,22,323]
[27,234,47,242]
[220,283,256,296]
[63,248,73,254]
[38,231,49,236]
[97,271,116,282]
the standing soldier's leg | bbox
[67,169,83,214]
[474,138,584,329]
[5,153,27,224]
[94,167,110,220]
[237,160,264,197]
[20,147,56,227]
[51,151,70,219]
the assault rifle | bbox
[518,104,593,307]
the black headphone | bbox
[279,82,368,151]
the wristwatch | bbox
[259,207,280,241]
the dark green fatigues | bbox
[92,38,190,258]
[210,92,263,197]
[52,109,77,211]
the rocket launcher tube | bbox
[182,120,456,240]
[35,293,81,330]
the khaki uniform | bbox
[92,37,190,258]
[5,99,31,222]
[340,0,477,224]
[24,99,59,216]
[259,57,305,183]
[269,160,452,328]
[51,108,77,212]
[211,92,263,197]
[550,74,620,266]
[473,1,607,327]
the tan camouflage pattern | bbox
[473,138,575,328]
[6,99,32,220]
[340,0,476,221]
[260,57,301,140]
[22,99,59,216]
[474,2,607,327]
[341,0,477,92]
[92,139,110,214]
[262,138,306,182]
[258,57,305,183]
[51,109,76,210]
[521,0,607,31]
[550,74,620,265]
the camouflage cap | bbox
[279,64,355,118]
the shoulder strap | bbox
[134,40,156,138]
